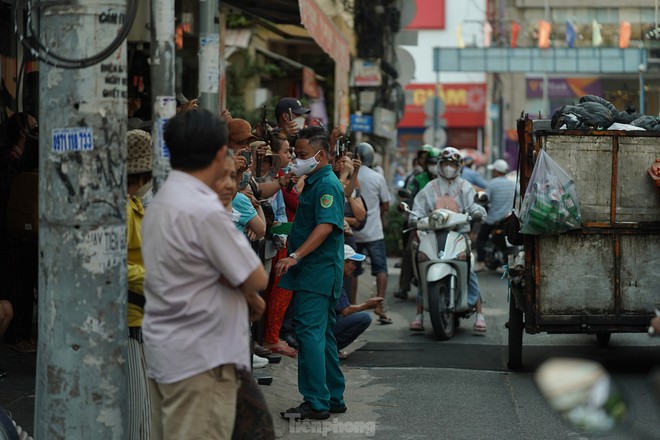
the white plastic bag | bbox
[519,149,581,235]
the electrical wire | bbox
[13,0,138,69]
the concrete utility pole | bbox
[150,0,176,192]
[198,0,220,113]
[36,1,129,438]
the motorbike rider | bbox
[409,147,488,333]
[394,147,440,299]
[475,159,516,272]
[402,144,433,191]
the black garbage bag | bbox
[551,102,614,130]
[579,95,617,118]
[613,106,642,124]
[551,105,587,129]
[575,101,614,129]
[630,115,660,131]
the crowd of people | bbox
[124,98,393,437]
[0,95,536,437]
[4,91,657,439]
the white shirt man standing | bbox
[141,110,269,439]
[351,142,392,323]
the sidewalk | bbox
[0,259,400,438]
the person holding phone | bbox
[274,97,310,140]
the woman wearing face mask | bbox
[408,146,488,334]
[262,129,299,357]
[125,129,154,440]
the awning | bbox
[222,0,300,25]
[223,0,350,70]
[255,46,326,81]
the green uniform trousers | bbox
[293,289,346,411]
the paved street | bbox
[266,258,660,439]
[2,258,660,439]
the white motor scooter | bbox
[399,203,475,340]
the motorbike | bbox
[472,190,522,272]
[483,219,523,271]
[398,202,475,340]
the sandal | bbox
[264,342,298,358]
[377,316,393,324]
[374,306,392,324]
[473,316,487,333]
[409,318,424,332]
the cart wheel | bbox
[596,332,611,348]
[507,294,524,370]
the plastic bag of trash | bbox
[630,115,660,131]
[579,95,618,118]
[613,106,642,124]
[575,101,614,129]
[551,102,613,130]
[551,105,587,129]
[519,149,582,235]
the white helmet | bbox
[439,147,463,180]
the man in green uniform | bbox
[276,126,346,421]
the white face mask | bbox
[427,165,439,176]
[413,164,423,174]
[292,116,306,131]
[441,164,459,180]
[291,151,320,176]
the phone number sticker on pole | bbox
[52,127,94,152]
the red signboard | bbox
[399,83,487,128]
[298,0,350,70]
[406,0,445,30]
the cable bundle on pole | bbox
[13,0,138,69]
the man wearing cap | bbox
[275,126,346,421]
[474,159,517,272]
[334,245,383,358]
[275,97,310,140]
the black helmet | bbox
[356,142,375,168]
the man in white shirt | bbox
[141,109,269,439]
[475,159,517,272]
[352,142,392,323]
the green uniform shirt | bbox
[279,165,345,298]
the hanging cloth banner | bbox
[298,0,350,71]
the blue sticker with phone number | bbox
[52,127,94,153]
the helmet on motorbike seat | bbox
[439,147,463,180]
[356,142,375,168]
